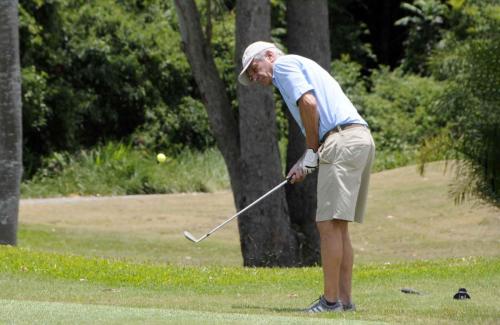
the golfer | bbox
[238,41,375,313]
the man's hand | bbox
[301,148,319,174]
[287,149,318,183]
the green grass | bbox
[0,299,369,325]
[21,143,229,198]
[371,149,417,172]
[1,246,499,324]
[17,225,243,266]
[22,141,420,198]
[13,162,500,323]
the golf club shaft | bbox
[203,178,289,239]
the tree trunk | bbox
[174,0,298,266]
[235,0,299,267]
[0,0,22,246]
[285,0,331,265]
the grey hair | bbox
[253,47,284,61]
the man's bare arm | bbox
[298,91,320,151]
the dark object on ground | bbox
[401,288,421,295]
[453,288,471,300]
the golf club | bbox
[183,176,292,243]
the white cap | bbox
[238,41,277,86]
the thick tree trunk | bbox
[235,0,298,267]
[0,0,22,246]
[174,0,298,266]
[285,0,331,265]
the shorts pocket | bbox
[318,136,336,164]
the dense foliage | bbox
[21,143,228,197]
[18,0,500,204]
[18,0,413,178]
[420,0,500,205]
[331,56,445,170]
[396,0,449,74]
[19,0,217,175]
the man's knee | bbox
[316,220,333,236]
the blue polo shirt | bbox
[272,55,367,142]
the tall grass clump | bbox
[21,143,229,198]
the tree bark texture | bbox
[0,0,22,246]
[285,0,331,265]
[174,0,240,176]
[175,0,298,266]
[235,0,299,267]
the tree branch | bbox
[174,0,240,168]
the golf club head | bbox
[183,231,200,243]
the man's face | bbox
[246,53,274,86]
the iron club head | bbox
[183,230,200,243]
[183,178,289,244]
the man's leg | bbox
[339,223,353,304]
[317,219,348,303]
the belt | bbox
[320,123,365,143]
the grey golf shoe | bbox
[305,296,343,313]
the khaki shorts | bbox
[316,126,375,223]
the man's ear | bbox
[266,50,275,61]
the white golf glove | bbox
[300,149,319,175]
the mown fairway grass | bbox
[4,162,500,324]
[1,247,499,324]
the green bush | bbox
[21,66,50,175]
[21,143,229,198]
[422,0,500,205]
[395,0,449,74]
[132,97,215,155]
[19,0,232,177]
[360,67,445,154]
[331,55,368,110]
[332,57,446,170]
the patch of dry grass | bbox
[19,162,500,265]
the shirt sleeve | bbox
[274,59,314,104]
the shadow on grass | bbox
[231,304,304,313]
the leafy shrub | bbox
[331,55,368,110]
[132,97,215,155]
[422,0,500,205]
[360,67,445,154]
[395,0,449,74]
[21,142,229,198]
[332,57,446,170]
[19,0,234,177]
[21,66,51,175]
